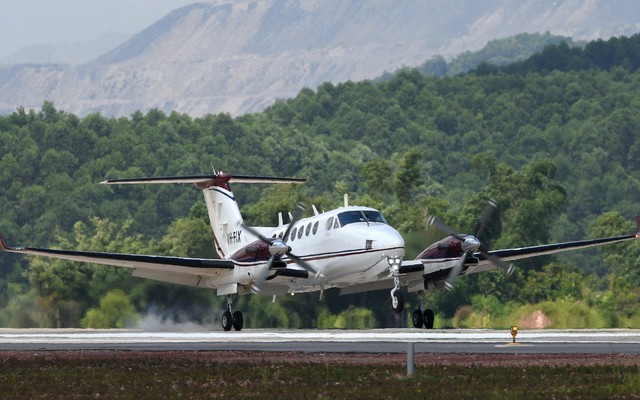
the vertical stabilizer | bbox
[197,172,306,258]
[202,185,246,258]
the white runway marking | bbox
[1,329,640,345]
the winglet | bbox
[0,235,24,252]
[0,234,10,252]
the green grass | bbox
[1,353,640,399]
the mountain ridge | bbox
[1,0,639,117]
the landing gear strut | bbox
[412,290,434,329]
[222,294,243,331]
[390,275,404,313]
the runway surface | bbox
[1,329,640,354]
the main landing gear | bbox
[412,290,434,329]
[390,286,435,329]
[222,294,243,331]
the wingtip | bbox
[0,234,24,252]
[0,234,9,251]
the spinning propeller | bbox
[242,203,318,292]
[428,199,514,290]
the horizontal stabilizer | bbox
[101,173,306,186]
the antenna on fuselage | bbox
[344,194,349,207]
[278,212,284,227]
[312,205,320,216]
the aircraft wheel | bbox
[424,309,435,329]
[392,291,404,313]
[222,311,233,331]
[412,309,424,328]
[232,311,244,331]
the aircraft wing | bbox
[469,233,638,271]
[0,235,234,286]
[340,231,639,296]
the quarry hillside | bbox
[1,0,639,117]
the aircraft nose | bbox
[375,225,405,257]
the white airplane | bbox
[1,171,638,331]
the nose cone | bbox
[269,238,288,256]
[461,235,481,253]
[340,221,405,258]
[373,224,405,258]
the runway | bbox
[1,329,640,354]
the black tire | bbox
[412,309,424,328]
[424,309,435,329]
[232,311,244,331]
[222,311,233,331]
[391,291,404,313]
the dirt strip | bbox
[1,350,639,367]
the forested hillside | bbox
[379,32,574,78]
[1,34,639,329]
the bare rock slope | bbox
[1,0,639,117]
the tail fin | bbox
[201,179,245,258]
[102,172,306,258]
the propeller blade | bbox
[427,215,466,241]
[287,251,319,276]
[429,199,512,289]
[242,203,306,244]
[282,202,306,240]
[479,248,514,276]
[444,252,467,290]
[243,202,317,276]
[242,223,271,243]
[251,255,276,293]
[474,199,497,238]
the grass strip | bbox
[0,352,639,399]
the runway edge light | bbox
[510,326,518,344]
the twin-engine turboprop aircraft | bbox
[1,172,638,330]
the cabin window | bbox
[278,232,283,239]
[305,223,312,236]
[312,221,319,235]
[325,217,334,231]
[297,226,304,239]
[290,227,297,241]
[333,218,340,229]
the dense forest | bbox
[0,33,639,329]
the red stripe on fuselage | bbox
[229,246,404,268]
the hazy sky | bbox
[0,0,198,58]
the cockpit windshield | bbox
[337,210,387,227]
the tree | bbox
[81,289,139,328]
